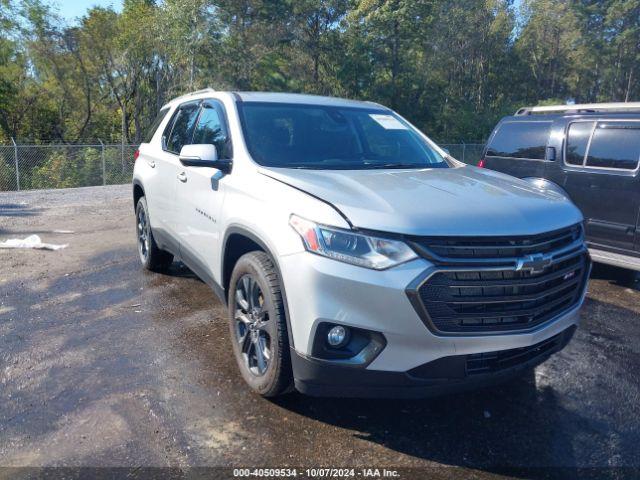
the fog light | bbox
[327,325,348,347]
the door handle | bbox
[147,160,155,168]
[177,172,187,183]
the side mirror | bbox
[179,144,232,173]
[545,146,556,161]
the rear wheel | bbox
[227,251,292,397]
[135,196,173,272]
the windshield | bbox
[237,102,448,170]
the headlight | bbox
[289,215,418,270]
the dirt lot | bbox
[1,185,639,478]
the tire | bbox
[227,251,292,397]
[613,267,638,286]
[135,196,173,272]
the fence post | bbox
[121,113,126,174]
[99,139,106,186]
[461,141,466,164]
[11,137,19,191]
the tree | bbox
[288,0,349,94]
[516,0,585,102]
[0,0,638,148]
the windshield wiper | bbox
[366,163,423,169]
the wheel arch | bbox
[522,177,570,198]
[222,225,295,348]
[133,180,145,211]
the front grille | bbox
[407,224,589,335]
[411,224,582,262]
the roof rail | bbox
[515,102,640,116]
[172,87,216,102]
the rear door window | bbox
[565,121,594,165]
[585,122,640,170]
[486,121,551,160]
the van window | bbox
[565,121,594,165]
[586,122,640,170]
[486,121,551,160]
[164,103,200,154]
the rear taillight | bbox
[477,158,485,168]
[133,149,140,161]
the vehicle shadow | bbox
[0,203,42,218]
[273,372,583,477]
[167,261,203,282]
[0,203,43,235]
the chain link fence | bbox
[439,143,486,166]
[0,143,138,192]
[0,142,485,192]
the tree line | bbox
[1,0,638,145]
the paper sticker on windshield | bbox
[369,114,407,130]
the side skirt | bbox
[153,227,227,305]
[179,245,227,305]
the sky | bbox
[48,0,123,23]
[49,0,524,25]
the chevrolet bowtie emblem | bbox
[515,253,553,274]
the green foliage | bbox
[0,159,14,190]
[29,147,103,189]
[30,150,77,189]
[0,0,638,148]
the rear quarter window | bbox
[586,122,640,170]
[143,107,170,143]
[163,103,200,154]
[486,121,551,160]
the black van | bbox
[480,103,640,272]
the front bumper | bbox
[278,251,586,397]
[292,325,577,398]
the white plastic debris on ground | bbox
[0,234,68,251]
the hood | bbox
[260,165,583,236]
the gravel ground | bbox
[0,185,639,479]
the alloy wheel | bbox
[137,206,150,262]
[234,274,273,376]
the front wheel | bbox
[227,251,292,397]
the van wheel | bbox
[228,251,292,397]
[135,196,173,272]
[613,267,638,286]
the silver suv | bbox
[132,89,590,398]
